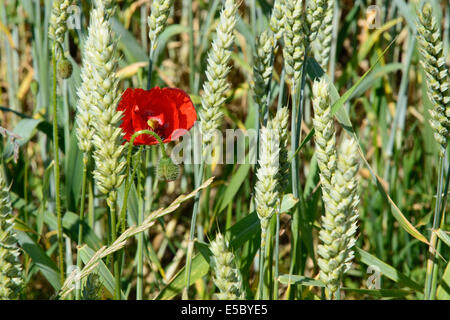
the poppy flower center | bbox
[144,114,166,140]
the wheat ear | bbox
[252,31,275,117]
[317,137,360,298]
[416,2,450,157]
[87,2,126,205]
[0,174,23,299]
[270,0,286,41]
[282,0,305,87]
[199,0,237,146]
[148,0,174,53]
[314,0,334,70]
[255,126,280,247]
[305,0,328,43]
[48,0,71,51]
[312,79,359,298]
[312,78,337,193]
[268,107,290,189]
[210,233,245,300]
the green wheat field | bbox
[0,0,449,300]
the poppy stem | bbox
[118,130,166,235]
[136,146,145,300]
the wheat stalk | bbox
[210,233,245,300]
[416,2,450,157]
[0,174,23,300]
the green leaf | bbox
[37,161,54,235]
[227,211,260,249]
[437,260,450,300]
[217,163,251,213]
[111,18,147,63]
[435,229,450,248]
[154,25,186,61]
[280,194,299,214]
[16,230,61,291]
[155,253,210,300]
[43,209,102,251]
[342,287,413,298]
[278,275,325,287]
[356,248,422,292]
[3,118,42,158]
[64,129,83,211]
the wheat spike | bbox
[270,0,286,41]
[317,137,360,298]
[210,233,245,300]
[148,0,174,52]
[48,0,71,50]
[268,107,290,189]
[252,31,275,117]
[282,0,305,87]
[305,0,328,42]
[312,78,337,193]
[86,2,126,204]
[313,0,334,70]
[199,0,238,146]
[255,126,280,247]
[416,2,450,157]
[0,175,23,300]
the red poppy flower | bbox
[117,87,197,145]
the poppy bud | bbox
[57,58,73,79]
[156,156,180,181]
